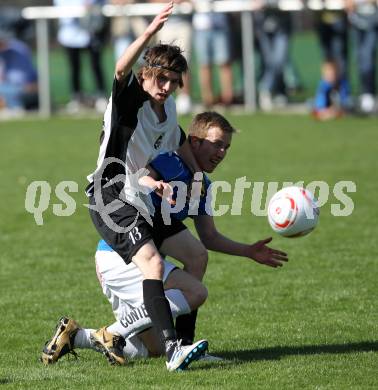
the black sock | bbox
[175,309,198,345]
[143,279,177,358]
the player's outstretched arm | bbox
[194,216,288,268]
[115,1,174,81]
[194,215,252,257]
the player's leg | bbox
[165,266,208,345]
[130,245,209,371]
[90,236,174,365]
[130,240,183,361]
[160,229,208,281]
[123,268,208,359]
[99,250,208,365]
[94,245,208,370]
[159,229,208,345]
[40,253,202,365]
[87,197,153,364]
[89,195,190,367]
[96,249,190,337]
[164,268,208,312]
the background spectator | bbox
[192,0,234,107]
[54,0,108,113]
[347,0,378,114]
[0,26,38,118]
[283,54,304,98]
[312,9,351,118]
[109,0,149,62]
[254,6,293,111]
[312,61,344,120]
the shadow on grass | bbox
[0,378,13,384]
[216,341,378,363]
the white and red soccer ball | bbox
[268,186,319,238]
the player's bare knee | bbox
[194,282,208,308]
[187,281,208,309]
[186,247,208,280]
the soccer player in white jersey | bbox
[46,2,206,372]
[41,112,288,364]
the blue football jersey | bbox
[150,152,212,221]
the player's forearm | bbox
[115,31,153,80]
[201,231,248,258]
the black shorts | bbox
[88,182,187,264]
[151,211,187,251]
[89,182,154,264]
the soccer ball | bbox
[267,186,319,238]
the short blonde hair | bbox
[188,112,236,139]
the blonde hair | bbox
[188,112,236,139]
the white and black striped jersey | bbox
[87,71,185,211]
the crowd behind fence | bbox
[0,1,377,119]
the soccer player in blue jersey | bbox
[41,112,288,363]
[139,111,288,347]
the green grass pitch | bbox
[0,114,377,389]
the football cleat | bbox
[41,317,80,365]
[90,327,126,365]
[166,339,208,372]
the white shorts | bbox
[95,250,177,323]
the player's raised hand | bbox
[145,1,174,37]
[248,237,288,268]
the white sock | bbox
[166,289,191,318]
[123,335,149,359]
[73,328,95,349]
[107,289,190,339]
